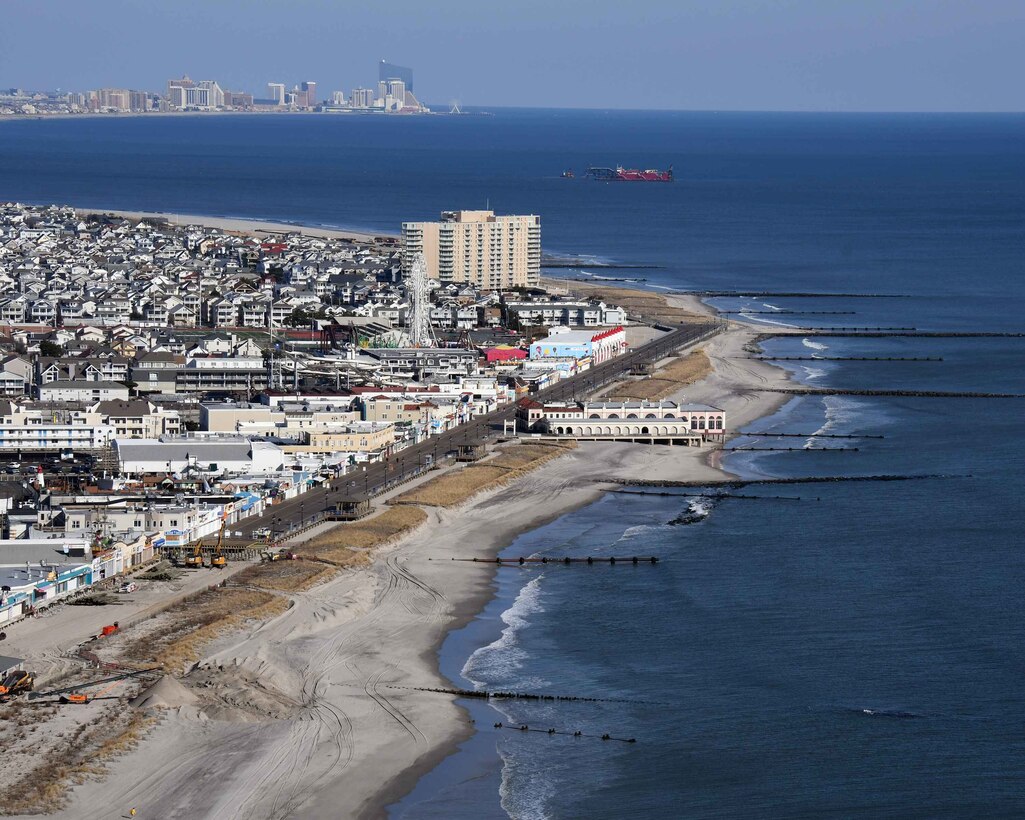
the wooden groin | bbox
[763,331,1025,338]
[610,489,805,500]
[722,310,857,316]
[758,387,1025,399]
[739,432,883,439]
[765,326,918,331]
[679,291,911,298]
[610,473,959,488]
[724,446,859,451]
[494,724,637,743]
[754,356,943,362]
[406,685,650,706]
[440,556,659,565]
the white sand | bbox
[67,207,393,243]
[29,314,793,820]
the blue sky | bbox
[1,0,1022,111]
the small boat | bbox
[561,169,575,179]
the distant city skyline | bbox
[1,60,431,117]
[1,0,1023,111]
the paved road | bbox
[247,319,723,538]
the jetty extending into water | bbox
[758,387,1025,399]
[610,473,961,489]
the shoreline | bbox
[31,296,794,820]
[56,205,396,243]
[13,258,795,819]
[4,203,668,269]
[377,312,793,816]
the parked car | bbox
[116,582,138,594]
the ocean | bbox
[2,109,1024,818]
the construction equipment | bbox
[261,548,296,562]
[0,669,34,701]
[210,510,229,569]
[184,541,204,569]
[32,666,160,704]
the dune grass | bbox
[235,560,337,593]
[390,442,577,508]
[0,710,155,814]
[607,349,712,401]
[120,588,287,673]
[295,505,429,566]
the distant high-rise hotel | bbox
[165,76,224,110]
[379,60,413,92]
[402,211,541,290]
[350,87,376,109]
[267,82,286,106]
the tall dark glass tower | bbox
[379,61,413,92]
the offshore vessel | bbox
[586,165,673,182]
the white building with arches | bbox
[516,399,725,445]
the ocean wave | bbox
[668,496,720,525]
[499,745,555,820]
[803,394,860,446]
[620,524,657,539]
[761,302,782,311]
[851,707,923,720]
[462,575,547,690]
[802,338,828,351]
[741,314,800,329]
[801,365,826,381]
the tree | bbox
[39,340,63,358]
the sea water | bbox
[2,110,1023,818]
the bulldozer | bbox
[0,669,34,701]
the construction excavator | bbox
[184,541,204,569]
[0,669,34,701]
[210,511,228,569]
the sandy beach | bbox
[7,307,792,820]
[58,206,395,243]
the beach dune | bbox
[31,316,789,820]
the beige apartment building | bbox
[401,210,541,290]
[281,424,396,457]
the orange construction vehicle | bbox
[0,669,34,701]
[184,541,204,568]
[210,510,228,569]
[33,666,160,705]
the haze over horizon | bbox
[1,0,1023,112]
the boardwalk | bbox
[240,319,724,538]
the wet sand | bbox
[24,306,793,820]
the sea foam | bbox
[461,575,547,690]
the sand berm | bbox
[30,298,790,820]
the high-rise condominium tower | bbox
[401,211,541,290]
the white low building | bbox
[38,380,130,402]
[114,437,285,475]
[516,399,726,444]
